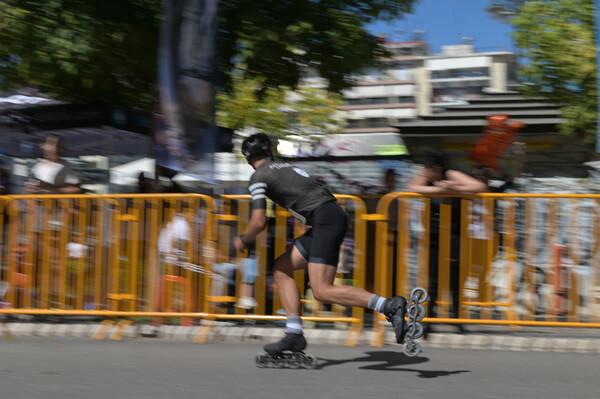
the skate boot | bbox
[257,333,316,369]
[264,332,307,356]
[382,296,407,344]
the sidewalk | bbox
[3,321,600,354]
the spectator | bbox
[0,158,12,195]
[407,150,486,335]
[158,210,191,267]
[151,208,193,330]
[21,135,82,309]
[382,168,397,194]
[25,134,82,194]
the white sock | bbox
[368,294,387,313]
[286,316,303,334]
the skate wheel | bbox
[270,358,284,368]
[255,353,268,368]
[408,304,426,322]
[304,354,318,369]
[405,322,424,340]
[403,341,421,357]
[410,287,428,304]
[287,356,300,369]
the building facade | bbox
[314,42,516,158]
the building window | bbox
[431,67,489,79]
[346,97,413,106]
[392,48,414,56]
[347,97,390,106]
[395,96,414,104]
[432,87,484,103]
[347,118,389,129]
[391,63,414,80]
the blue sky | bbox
[367,0,515,54]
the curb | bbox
[3,322,600,354]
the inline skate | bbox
[402,287,428,357]
[255,332,317,369]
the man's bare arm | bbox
[406,174,446,194]
[444,170,487,194]
[234,208,268,252]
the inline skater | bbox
[233,133,409,357]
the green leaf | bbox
[510,0,596,141]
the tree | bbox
[216,71,345,144]
[0,0,417,109]
[217,0,416,94]
[0,0,162,109]
[510,0,596,141]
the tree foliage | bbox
[217,71,345,141]
[510,0,596,141]
[0,0,161,108]
[217,0,415,94]
[0,0,417,109]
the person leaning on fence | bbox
[233,133,410,355]
[406,150,487,335]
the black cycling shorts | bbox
[293,201,348,267]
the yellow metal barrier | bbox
[0,194,214,320]
[371,192,600,346]
[0,193,368,346]
[4,192,600,346]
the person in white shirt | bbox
[158,213,191,265]
[25,134,82,194]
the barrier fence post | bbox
[592,199,600,322]
[437,202,451,319]
[5,198,19,310]
[418,197,431,300]
[546,199,559,320]
[459,198,472,319]
[59,198,69,310]
[395,198,409,300]
[371,193,394,347]
[567,198,581,322]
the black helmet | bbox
[241,133,272,159]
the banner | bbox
[156,0,219,184]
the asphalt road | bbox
[1,337,598,399]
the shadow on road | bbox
[318,351,471,378]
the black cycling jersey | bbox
[248,159,336,225]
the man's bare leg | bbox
[308,260,409,344]
[272,245,308,317]
[268,245,408,355]
[263,245,309,356]
[307,262,372,307]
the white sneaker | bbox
[237,297,258,309]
